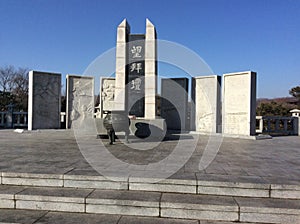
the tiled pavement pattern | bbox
[0,130,300,223]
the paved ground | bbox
[0,129,299,184]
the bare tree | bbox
[0,66,29,111]
[0,65,15,92]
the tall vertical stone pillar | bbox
[222,71,257,136]
[114,19,130,111]
[144,19,157,119]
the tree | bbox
[289,86,300,106]
[0,65,15,92]
[256,101,294,117]
[0,66,29,111]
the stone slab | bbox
[269,180,300,199]
[2,177,63,187]
[119,216,199,224]
[64,179,127,190]
[35,211,121,224]
[200,221,255,224]
[2,172,63,187]
[0,186,25,209]
[271,189,300,199]
[129,174,196,193]
[0,185,25,200]
[0,209,47,224]
[86,189,161,207]
[236,197,300,223]
[129,183,196,194]
[64,170,128,190]
[196,173,269,197]
[66,75,94,129]
[101,78,115,115]
[86,204,159,217]
[28,71,61,130]
[240,213,300,224]
[161,209,238,222]
[11,186,91,213]
[192,75,221,133]
[161,78,189,130]
[15,187,93,203]
[222,71,256,136]
[86,189,160,216]
[16,200,85,213]
[197,186,269,197]
[2,172,63,179]
[161,193,238,212]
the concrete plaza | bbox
[0,129,300,223]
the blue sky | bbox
[0,0,299,98]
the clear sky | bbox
[0,0,299,98]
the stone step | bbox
[0,209,257,224]
[1,185,300,223]
[1,171,300,199]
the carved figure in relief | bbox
[102,80,115,102]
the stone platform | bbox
[0,129,300,223]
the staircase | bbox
[1,171,300,223]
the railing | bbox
[256,116,299,135]
[0,111,28,128]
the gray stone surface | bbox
[144,18,157,119]
[87,189,161,207]
[236,197,300,223]
[0,209,47,224]
[161,78,189,130]
[35,211,121,224]
[192,75,221,133]
[0,185,25,209]
[15,187,93,203]
[161,193,238,221]
[119,216,199,224]
[66,75,94,129]
[100,78,115,116]
[64,169,128,190]
[0,185,25,200]
[222,71,256,136]
[14,187,92,212]
[161,193,238,211]
[196,173,269,197]
[2,172,63,187]
[129,173,196,193]
[115,19,129,111]
[28,71,61,130]
[0,130,300,198]
[86,190,160,216]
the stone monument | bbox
[222,71,257,136]
[28,71,61,130]
[161,78,189,130]
[114,18,157,119]
[192,75,221,134]
[66,75,94,128]
[95,18,165,137]
[101,77,115,114]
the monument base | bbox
[95,118,166,139]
